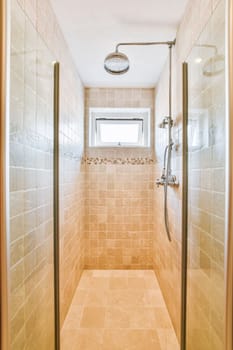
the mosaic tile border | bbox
[82,157,155,165]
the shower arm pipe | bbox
[116,40,174,142]
[115,40,176,53]
[164,42,173,177]
[115,40,175,144]
[115,39,175,146]
[168,42,173,147]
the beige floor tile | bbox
[111,270,129,277]
[75,329,104,350]
[109,277,128,289]
[72,289,88,305]
[154,308,173,328]
[129,307,157,329]
[80,307,106,328]
[82,270,94,277]
[157,329,180,350]
[61,329,104,350]
[102,329,161,350]
[128,277,146,289]
[105,306,130,328]
[63,306,83,330]
[144,276,160,289]
[78,276,92,289]
[142,270,156,278]
[61,329,78,350]
[61,270,179,350]
[127,270,145,277]
[107,289,147,306]
[144,290,167,307]
[91,277,109,289]
[92,270,112,277]
[85,289,108,306]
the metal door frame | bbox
[0,0,10,349]
[225,0,233,349]
[53,62,60,350]
[181,62,188,350]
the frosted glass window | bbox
[97,120,142,146]
[89,108,150,147]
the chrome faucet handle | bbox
[168,175,179,186]
[156,178,165,187]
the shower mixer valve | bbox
[156,140,179,188]
[158,116,173,129]
[156,174,179,187]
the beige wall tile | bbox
[10,0,85,347]
[153,0,226,343]
[84,88,155,269]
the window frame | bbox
[89,107,151,148]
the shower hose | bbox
[163,143,173,242]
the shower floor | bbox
[61,270,179,350]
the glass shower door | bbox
[185,0,226,349]
[9,1,55,348]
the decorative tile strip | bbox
[82,157,155,165]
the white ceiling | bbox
[51,0,188,87]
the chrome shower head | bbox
[104,51,130,75]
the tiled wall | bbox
[9,0,226,348]
[153,0,225,341]
[9,1,84,348]
[84,88,155,269]
[9,2,55,347]
[186,1,226,349]
[85,88,155,155]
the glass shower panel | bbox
[9,1,55,348]
[186,0,226,349]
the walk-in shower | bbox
[104,40,178,241]
[1,0,233,349]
